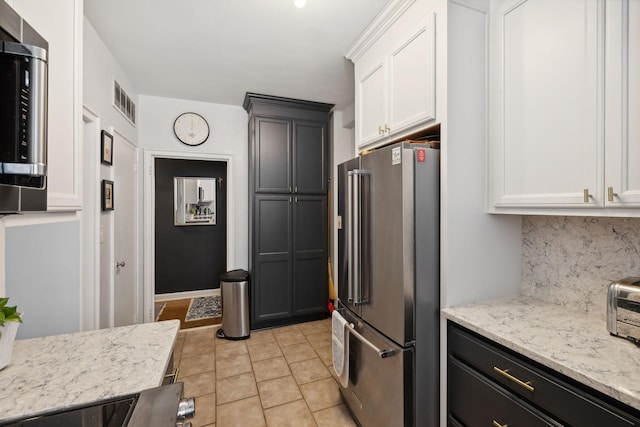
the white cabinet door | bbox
[389,14,436,135]
[356,61,387,147]
[354,12,437,150]
[198,178,215,203]
[490,0,602,208]
[605,0,640,207]
[183,179,199,204]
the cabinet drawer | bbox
[448,356,560,427]
[448,324,640,427]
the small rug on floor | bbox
[154,302,166,321]
[186,295,222,321]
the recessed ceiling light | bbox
[294,0,306,8]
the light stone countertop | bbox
[0,319,180,423]
[442,296,640,411]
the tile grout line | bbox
[177,319,342,426]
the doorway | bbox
[142,150,235,323]
[154,158,227,295]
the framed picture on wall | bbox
[102,180,114,211]
[101,130,114,165]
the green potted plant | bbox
[0,298,22,370]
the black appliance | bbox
[0,2,48,213]
[0,382,195,427]
[0,41,47,188]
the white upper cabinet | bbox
[389,19,435,134]
[358,62,386,145]
[8,0,82,211]
[604,0,640,207]
[489,0,602,209]
[489,0,640,215]
[353,13,436,150]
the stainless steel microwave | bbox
[0,41,48,213]
[0,41,48,189]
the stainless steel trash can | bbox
[216,269,250,340]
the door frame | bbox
[81,105,101,331]
[143,149,234,322]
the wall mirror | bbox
[174,177,216,226]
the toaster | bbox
[607,277,640,345]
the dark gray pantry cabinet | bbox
[244,93,333,329]
[447,322,640,427]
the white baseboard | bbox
[155,288,220,302]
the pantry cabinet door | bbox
[490,0,603,208]
[254,117,291,194]
[292,120,327,194]
[292,196,327,317]
[605,0,640,207]
[252,195,293,325]
[388,14,436,136]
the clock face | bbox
[173,112,210,146]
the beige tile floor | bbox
[172,318,358,427]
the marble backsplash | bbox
[521,216,640,319]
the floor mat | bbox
[156,297,222,330]
[186,295,222,321]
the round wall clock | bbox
[173,112,210,146]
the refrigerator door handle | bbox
[347,322,395,358]
[352,170,360,304]
[349,169,368,305]
[347,171,355,303]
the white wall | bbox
[139,95,249,274]
[1,0,83,339]
[439,0,522,309]
[5,221,80,338]
[330,109,356,296]
[83,18,139,328]
[83,18,138,145]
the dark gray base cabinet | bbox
[447,322,640,427]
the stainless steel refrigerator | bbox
[337,142,440,427]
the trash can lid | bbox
[220,269,249,282]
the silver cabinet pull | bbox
[583,188,593,203]
[378,125,384,135]
[347,322,395,358]
[492,421,508,427]
[608,186,618,202]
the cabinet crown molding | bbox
[243,92,333,114]
[344,0,416,63]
